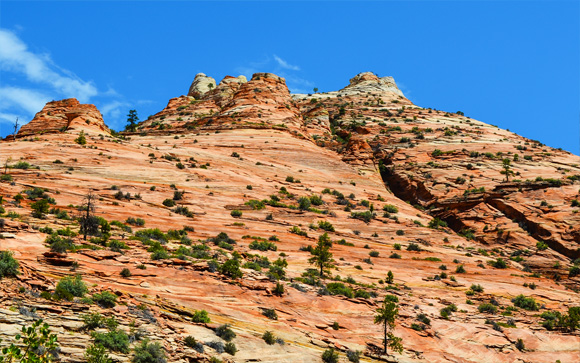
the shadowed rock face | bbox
[1,71,580,363]
[17,98,109,136]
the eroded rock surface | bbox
[17,98,110,137]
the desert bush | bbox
[0,250,19,278]
[126,217,145,226]
[262,308,278,320]
[512,294,539,311]
[162,199,175,207]
[93,291,118,308]
[55,275,88,300]
[184,336,204,353]
[478,303,498,314]
[262,331,276,345]
[132,339,167,363]
[192,310,211,323]
[321,348,339,363]
[91,330,129,353]
[215,324,236,342]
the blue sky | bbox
[1,1,578,154]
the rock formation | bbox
[187,73,217,99]
[2,71,579,363]
[17,98,110,137]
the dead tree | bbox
[78,190,99,240]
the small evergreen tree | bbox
[75,130,87,145]
[501,158,514,182]
[308,233,335,278]
[126,110,139,132]
[374,296,403,356]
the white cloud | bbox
[100,100,131,120]
[0,112,26,126]
[0,87,50,114]
[273,55,300,71]
[0,28,98,101]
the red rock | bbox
[18,98,110,136]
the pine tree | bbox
[501,158,514,182]
[126,110,139,132]
[374,296,403,355]
[308,232,335,278]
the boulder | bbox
[187,73,217,99]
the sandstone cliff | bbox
[17,98,110,137]
[1,71,579,363]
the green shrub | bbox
[428,218,447,229]
[471,284,484,293]
[93,291,118,308]
[0,174,13,181]
[184,336,204,352]
[150,249,169,260]
[85,343,113,363]
[310,195,324,206]
[108,240,129,252]
[55,275,88,300]
[407,243,421,251]
[132,339,166,363]
[91,330,129,353]
[569,266,580,278]
[350,210,375,223]
[512,294,539,311]
[383,204,398,213]
[224,342,237,356]
[347,350,361,363]
[321,348,339,363]
[317,220,335,232]
[219,259,243,279]
[31,199,50,218]
[126,217,145,226]
[478,303,498,314]
[230,210,242,217]
[273,282,285,296]
[262,330,276,345]
[396,230,404,236]
[215,324,236,341]
[120,268,131,278]
[0,250,19,278]
[75,131,87,145]
[369,251,379,257]
[490,258,507,269]
[262,308,278,320]
[440,304,458,319]
[13,161,32,169]
[162,199,176,207]
[326,282,353,298]
[249,240,277,251]
[192,310,211,323]
[173,206,194,218]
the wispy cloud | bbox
[273,55,300,71]
[0,29,98,101]
[235,55,313,94]
[0,87,50,114]
[0,28,133,135]
[100,100,131,120]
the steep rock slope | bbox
[1,71,579,363]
